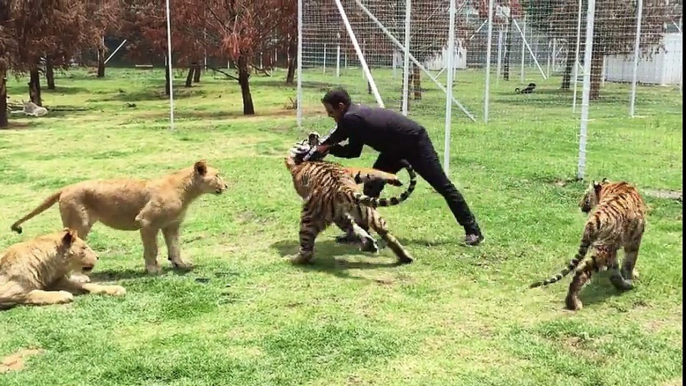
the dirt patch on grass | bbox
[643,189,682,201]
[0,121,33,131]
[661,377,682,386]
[552,177,583,187]
[0,348,44,373]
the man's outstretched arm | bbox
[317,115,364,159]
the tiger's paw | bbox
[289,253,313,265]
[565,294,583,311]
[360,236,379,254]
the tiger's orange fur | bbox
[529,178,647,310]
[284,133,417,265]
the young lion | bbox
[10,160,229,278]
[0,228,126,310]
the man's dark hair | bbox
[321,87,352,107]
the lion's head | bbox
[59,228,99,273]
[579,178,610,214]
[191,160,229,195]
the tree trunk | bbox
[193,62,201,83]
[0,70,8,128]
[399,67,412,111]
[286,36,297,85]
[185,65,195,87]
[29,67,42,106]
[97,48,106,78]
[237,56,255,115]
[412,65,421,100]
[589,44,604,100]
[503,16,512,81]
[367,68,372,95]
[46,56,55,89]
[561,46,575,89]
[165,59,171,96]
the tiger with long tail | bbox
[284,131,417,265]
[529,178,647,310]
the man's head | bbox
[321,88,351,123]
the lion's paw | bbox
[54,290,75,304]
[145,263,162,275]
[70,273,91,283]
[105,285,127,296]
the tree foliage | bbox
[0,0,121,127]
[180,0,297,115]
[524,0,679,98]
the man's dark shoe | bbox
[463,220,484,246]
[464,233,484,246]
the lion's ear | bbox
[194,160,208,176]
[62,228,78,247]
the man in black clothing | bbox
[312,87,484,246]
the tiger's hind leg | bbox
[366,209,413,265]
[291,203,329,265]
[608,248,634,291]
[621,225,644,282]
[338,212,379,254]
[334,206,372,245]
[565,258,596,311]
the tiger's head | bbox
[307,131,321,147]
[285,131,323,169]
[579,178,610,214]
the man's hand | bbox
[316,144,332,154]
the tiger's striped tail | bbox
[352,162,417,208]
[529,227,595,289]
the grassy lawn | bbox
[0,65,681,386]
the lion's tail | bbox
[0,283,25,310]
[10,190,62,234]
[0,296,23,310]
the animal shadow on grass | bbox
[43,85,92,95]
[566,271,635,310]
[270,239,403,281]
[89,265,193,282]
[396,237,454,247]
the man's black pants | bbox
[362,130,481,235]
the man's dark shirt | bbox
[321,104,426,158]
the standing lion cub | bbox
[10,160,228,279]
[0,228,126,310]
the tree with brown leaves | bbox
[190,0,298,115]
[1,0,115,127]
[524,0,677,99]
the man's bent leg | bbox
[409,134,484,246]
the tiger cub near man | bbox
[285,132,417,265]
[529,178,647,310]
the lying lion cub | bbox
[10,160,228,279]
[0,228,126,310]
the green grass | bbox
[0,65,682,386]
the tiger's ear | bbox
[593,180,603,196]
[194,160,208,176]
[601,177,609,183]
[307,131,320,146]
[62,228,78,247]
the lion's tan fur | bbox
[0,228,126,310]
[9,160,228,277]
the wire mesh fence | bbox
[298,0,682,190]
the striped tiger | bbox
[284,132,417,265]
[529,178,647,311]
